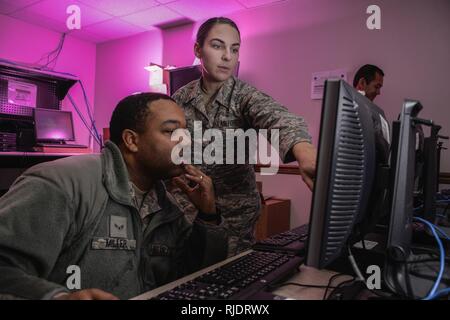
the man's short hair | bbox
[109,92,175,145]
[353,64,385,87]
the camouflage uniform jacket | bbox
[0,141,227,299]
[172,76,311,256]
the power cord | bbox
[322,273,353,300]
[414,217,446,300]
[35,33,66,70]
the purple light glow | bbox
[46,130,67,140]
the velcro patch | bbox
[148,244,171,256]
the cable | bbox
[44,37,65,69]
[69,80,102,148]
[414,217,446,300]
[67,94,102,146]
[68,94,101,146]
[434,225,450,241]
[348,245,365,282]
[325,278,358,300]
[35,33,66,69]
[428,287,450,300]
[411,246,441,255]
[406,257,450,264]
[322,273,351,300]
[78,80,101,144]
[360,232,367,251]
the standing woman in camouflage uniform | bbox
[171,17,316,257]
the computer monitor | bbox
[386,100,421,260]
[164,63,240,96]
[384,100,450,298]
[306,79,390,269]
[417,124,442,222]
[34,108,75,143]
[164,65,202,96]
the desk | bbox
[272,265,353,299]
[0,151,91,192]
[131,250,353,300]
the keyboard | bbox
[151,251,303,300]
[252,224,309,254]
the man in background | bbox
[353,64,384,102]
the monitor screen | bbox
[306,79,390,269]
[34,108,75,142]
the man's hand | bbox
[172,165,216,214]
[54,289,119,300]
[292,142,317,191]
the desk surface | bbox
[132,250,353,300]
[272,265,353,300]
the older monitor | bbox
[34,108,75,143]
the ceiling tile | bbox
[82,18,147,40]
[166,0,244,21]
[10,8,67,33]
[154,0,178,4]
[237,0,285,9]
[9,0,113,27]
[67,29,105,43]
[0,2,19,15]
[120,5,182,30]
[77,0,159,17]
[1,0,40,6]
[0,0,41,14]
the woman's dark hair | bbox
[109,92,175,145]
[196,17,241,47]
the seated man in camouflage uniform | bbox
[0,93,227,300]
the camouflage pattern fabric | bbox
[169,76,311,257]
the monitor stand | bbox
[386,252,450,299]
[37,139,67,145]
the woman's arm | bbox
[241,87,316,189]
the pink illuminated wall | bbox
[162,23,197,67]
[94,30,163,136]
[0,14,96,148]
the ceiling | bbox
[0,0,286,43]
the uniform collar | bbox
[101,141,168,208]
[185,76,237,109]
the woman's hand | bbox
[293,142,317,191]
